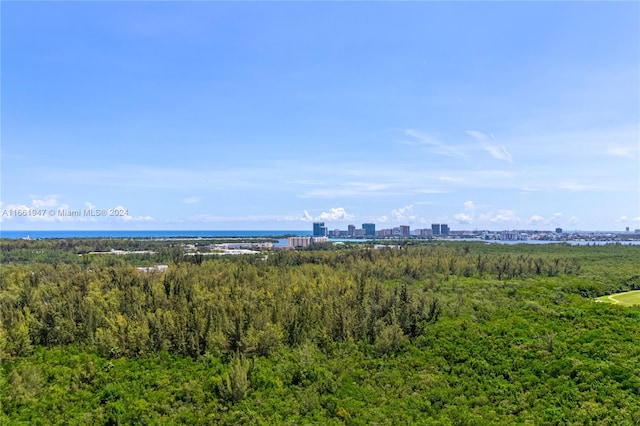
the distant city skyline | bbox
[2,2,639,232]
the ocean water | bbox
[0,230,312,239]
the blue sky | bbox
[2,2,639,231]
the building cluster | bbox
[493,231,529,241]
[284,222,640,249]
[315,222,376,238]
[413,224,451,237]
[312,222,452,239]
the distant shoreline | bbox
[0,230,313,240]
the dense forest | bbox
[1,239,639,424]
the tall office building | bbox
[313,222,327,237]
[348,225,356,236]
[441,224,450,235]
[362,223,376,237]
[400,225,410,237]
[432,224,441,235]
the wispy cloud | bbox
[300,181,394,199]
[405,129,466,158]
[182,196,202,204]
[483,144,513,163]
[416,189,446,194]
[191,213,309,224]
[466,130,513,163]
[606,143,638,159]
[557,183,610,192]
[465,130,487,141]
[39,165,273,190]
[438,176,462,183]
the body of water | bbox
[0,230,312,239]
[1,230,638,246]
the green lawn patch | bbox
[596,290,640,307]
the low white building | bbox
[287,236,328,248]
[137,265,169,273]
[499,231,529,241]
[288,236,311,248]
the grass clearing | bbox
[595,290,640,307]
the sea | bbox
[0,230,312,240]
[1,230,638,246]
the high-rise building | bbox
[432,224,441,235]
[313,222,327,237]
[362,223,376,237]
[348,225,356,236]
[400,225,410,237]
[441,224,450,235]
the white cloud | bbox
[606,143,638,159]
[301,181,393,199]
[110,205,154,223]
[483,144,513,163]
[0,199,156,225]
[466,130,513,163]
[529,215,545,223]
[182,196,202,204]
[283,208,356,224]
[32,197,59,208]
[405,129,466,158]
[558,183,606,192]
[438,176,462,183]
[39,165,272,191]
[191,213,307,224]
[301,188,358,198]
[1,198,71,223]
[489,210,520,224]
[452,201,476,224]
[391,204,416,222]
[317,207,355,221]
[120,215,154,222]
[416,189,446,194]
[465,130,487,141]
[454,213,473,224]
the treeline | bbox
[2,243,640,424]
[0,243,617,361]
[0,237,273,264]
